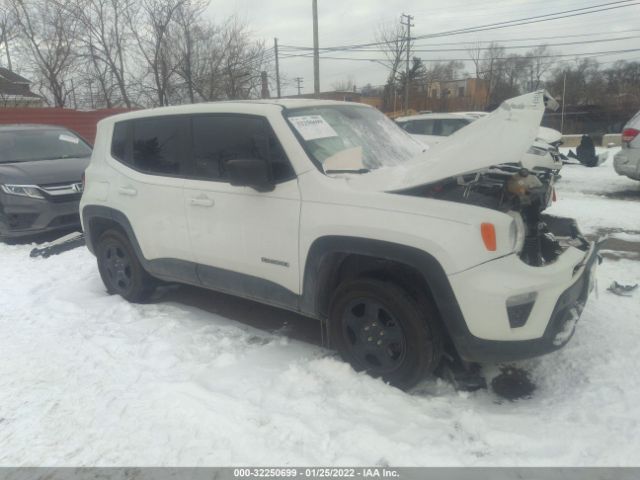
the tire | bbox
[328,278,442,390]
[96,229,155,303]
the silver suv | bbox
[613,111,640,180]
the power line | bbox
[280,0,640,51]
[280,34,640,56]
[279,47,640,63]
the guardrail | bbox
[561,134,622,148]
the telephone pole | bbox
[274,38,281,98]
[295,77,304,96]
[401,13,414,113]
[312,0,320,95]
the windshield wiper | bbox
[325,168,370,175]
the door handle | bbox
[118,186,137,196]
[189,195,214,207]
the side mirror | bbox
[226,158,274,192]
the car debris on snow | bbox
[607,281,639,296]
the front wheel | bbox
[96,229,155,303]
[329,278,442,390]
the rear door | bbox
[183,114,301,298]
[107,116,193,263]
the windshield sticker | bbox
[59,133,80,144]
[289,115,338,141]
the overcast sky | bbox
[206,0,640,96]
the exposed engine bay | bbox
[398,166,590,267]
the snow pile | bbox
[1,155,640,466]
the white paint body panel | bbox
[81,92,590,344]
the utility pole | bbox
[274,38,281,98]
[312,0,320,95]
[295,77,304,96]
[561,70,567,134]
[401,13,414,114]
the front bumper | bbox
[447,218,600,363]
[0,193,81,238]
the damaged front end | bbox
[399,165,591,267]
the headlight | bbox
[527,145,549,156]
[507,211,526,253]
[0,184,45,199]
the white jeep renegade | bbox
[81,91,599,389]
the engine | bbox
[399,166,572,266]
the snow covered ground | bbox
[1,150,639,466]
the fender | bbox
[300,236,472,350]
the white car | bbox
[613,110,640,180]
[396,111,564,172]
[80,91,599,389]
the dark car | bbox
[0,124,92,239]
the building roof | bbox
[0,68,31,85]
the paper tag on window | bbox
[59,133,80,144]
[289,115,338,141]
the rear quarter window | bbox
[111,121,129,163]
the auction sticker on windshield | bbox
[59,133,80,144]
[289,115,338,141]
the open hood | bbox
[348,90,551,192]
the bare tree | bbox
[172,0,209,103]
[66,0,136,107]
[527,44,556,91]
[127,0,186,106]
[0,3,18,69]
[467,41,483,80]
[10,0,79,107]
[332,77,355,92]
[376,20,409,110]
[218,17,270,100]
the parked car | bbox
[80,91,599,389]
[613,110,640,180]
[396,112,564,172]
[0,125,92,239]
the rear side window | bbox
[192,115,294,183]
[438,119,470,136]
[132,117,186,175]
[401,119,436,136]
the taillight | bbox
[481,223,497,251]
[622,128,639,144]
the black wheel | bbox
[329,278,442,390]
[96,229,155,302]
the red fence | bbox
[0,107,132,144]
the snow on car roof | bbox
[101,99,371,124]
[395,112,477,122]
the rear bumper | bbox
[0,194,81,238]
[450,242,600,362]
[613,150,640,179]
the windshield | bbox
[285,105,425,173]
[0,129,92,164]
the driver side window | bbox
[191,115,294,183]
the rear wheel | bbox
[329,278,442,390]
[96,229,155,303]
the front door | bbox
[183,114,301,303]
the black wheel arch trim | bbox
[299,236,476,355]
